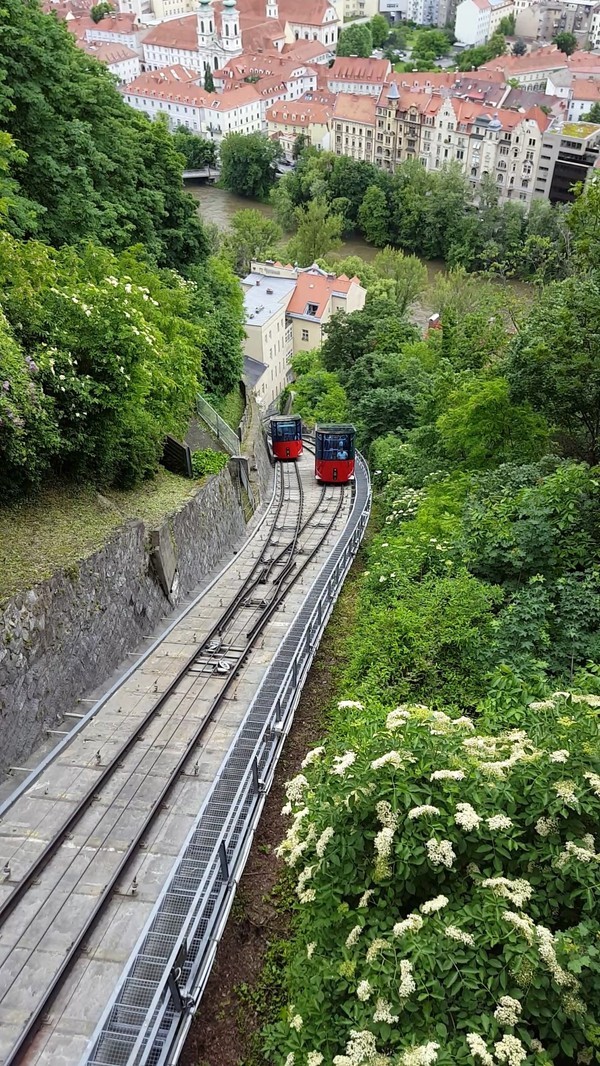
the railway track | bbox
[0,452,353,1066]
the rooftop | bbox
[286,267,361,320]
[327,56,392,82]
[241,272,296,327]
[561,120,600,138]
[332,91,377,124]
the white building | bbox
[123,65,263,136]
[568,75,600,119]
[78,40,142,82]
[326,56,392,94]
[454,0,514,44]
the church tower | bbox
[221,0,242,54]
[266,0,278,18]
[197,0,215,55]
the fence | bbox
[237,382,252,443]
[195,395,241,457]
[161,435,193,479]
[83,455,372,1066]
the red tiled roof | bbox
[332,92,377,124]
[286,270,359,319]
[78,40,138,63]
[571,76,600,102]
[143,15,198,49]
[266,98,332,125]
[124,65,260,109]
[327,56,391,83]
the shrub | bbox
[270,696,600,1065]
[191,448,229,478]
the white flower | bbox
[549,750,570,762]
[480,877,532,908]
[408,805,440,819]
[528,699,556,711]
[494,996,522,1026]
[486,815,513,831]
[358,889,375,908]
[357,979,373,1001]
[289,1013,303,1031]
[331,751,357,776]
[466,1033,495,1065]
[557,839,599,866]
[386,707,411,730]
[284,1055,295,1066]
[530,1040,544,1053]
[345,925,363,949]
[401,1041,440,1065]
[577,1049,594,1064]
[501,911,535,944]
[376,800,398,829]
[366,937,387,963]
[535,816,558,837]
[584,771,600,796]
[285,774,309,803]
[298,888,316,903]
[316,827,334,857]
[554,780,579,807]
[455,802,481,831]
[301,746,325,768]
[307,942,316,958]
[426,838,456,869]
[281,802,292,816]
[333,1030,379,1066]
[308,1055,324,1066]
[420,895,448,915]
[375,825,395,860]
[536,925,579,989]
[338,701,363,710]
[444,925,475,947]
[430,769,465,781]
[373,997,399,1024]
[393,913,423,938]
[371,751,404,770]
[398,958,416,998]
[493,1034,527,1065]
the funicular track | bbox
[0,453,354,1066]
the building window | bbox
[302,328,309,341]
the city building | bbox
[241,261,366,408]
[332,92,377,160]
[342,0,379,18]
[123,65,263,136]
[568,74,600,119]
[454,0,514,46]
[533,118,600,199]
[514,0,600,47]
[325,56,392,95]
[214,53,318,98]
[266,93,335,156]
[67,10,144,47]
[77,40,142,82]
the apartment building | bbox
[76,39,142,81]
[515,0,600,46]
[241,262,366,408]
[332,93,377,161]
[266,94,334,156]
[326,56,392,95]
[454,0,514,44]
[568,75,600,119]
[123,65,263,136]
[214,53,319,98]
[533,119,600,199]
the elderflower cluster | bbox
[285,1055,295,1066]
[338,700,364,710]
[307,942,316,958]
[556,838,599,867]
[373,998,399,1024]
[301,746,325,768]
[357,979,373,1001]
[346,925,363,949]
[296,865,315,899]
[331,751,357,776]
[486,815,513,831]
[420,895,448,915]
[400,1042,440,1065]
[366,938,388,963]
[554,780,579,807]
[528,699,556,711]
[289,1013,303,1031]
[494,1034,527,1065]
[358,889,375,908]
[285,774,309,803]
[394,913,424,938]
[455,802,481,831]
[398,959,416,998]
[536,925,579,989]
[535,816,558,837]
[376,800,398,829]
[467,1033,495,1065]
[501,911,535,944]
[371,751,405,770]
[430,769,465,781]
[549,749,570,762]
[494,996,522,1026]
[445,925,475,947]
[408,805,440,819]
[333,1029,378,1066]
[426,838,456,868]
[386,707,412,730]
[308,1054,324,1066]
[584,771,600,796]
[316,826,334,858]
[480,877,533,908]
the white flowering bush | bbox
[269,698,600,1065]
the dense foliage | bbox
[190,448,229,477]
[271,151,591,282]
[0,0,207,267]
[219,131,283,199]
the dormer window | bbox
[306,302,319,316]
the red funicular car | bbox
[270,414,303,460]
[314,424,356,483]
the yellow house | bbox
[241,262,366,408]
[265,94,335,159]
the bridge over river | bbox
[0,447,370,1066]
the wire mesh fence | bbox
[195,395,241,456]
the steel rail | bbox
[2,465,343,1066]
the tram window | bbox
[273,420,300,442]
[317,433,354,461]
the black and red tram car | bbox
[314,424,356,483]
[270,414,303,460]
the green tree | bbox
[203,63,215,92]
[292,132,310,160]
[506,272,600,463]
[90,1,112,21]
[512,37,527,54]
[336,23,373,57]
[369,13,390,47]
[568,177,600,268]
[411,27,451,60]
[187,255,244,396]
[372,245,427,312]
[498,12,515,32]
[0,0,207,266]
[172,127,217,169]
[221,208,282,275]
[582,101,600,122]
[437,377,549,468]
[219,131,283,199]
[286,198,343,266]
[357,184,390,247]
[553,30,577,54]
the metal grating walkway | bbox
[82,456,371,1066]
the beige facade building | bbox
[241,262,366,408]
[332,93,377,161]
[266,95,334,156]
[326,56,392,95]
